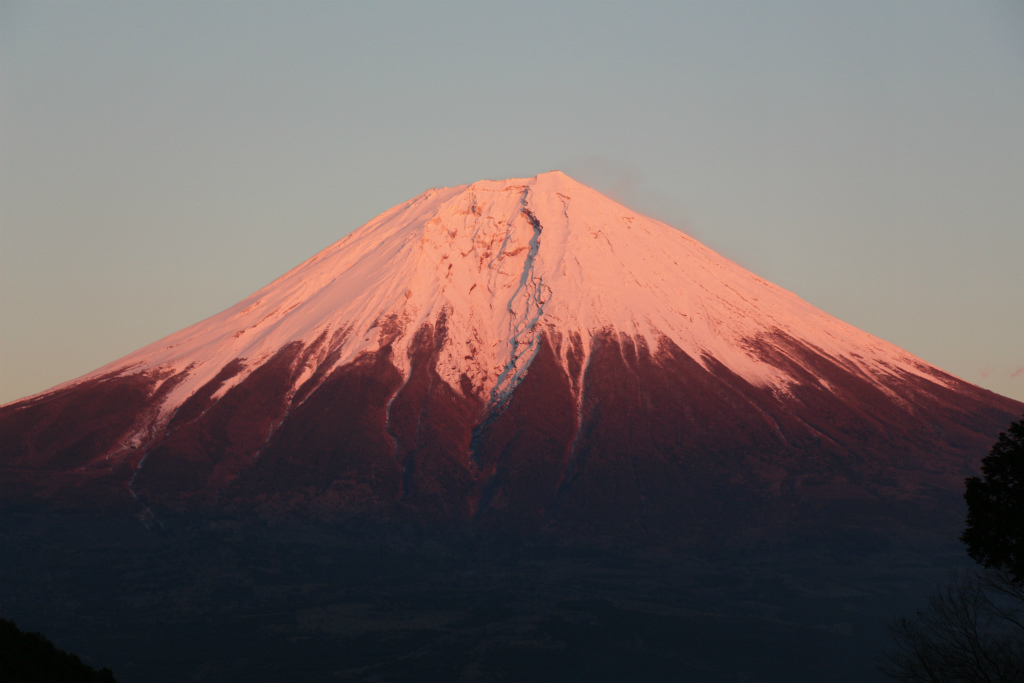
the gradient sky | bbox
[1,1,1022,404]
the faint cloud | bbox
[565,156,643,206]
[1010,367,1024,380]
[980,367,991,378]
[560,156,686,232]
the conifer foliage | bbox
[962,415,1024,583]
[883,415,1024,682]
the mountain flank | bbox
[1,171,1019,544]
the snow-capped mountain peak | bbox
[59,171,946,421]
[4,170,1021,534]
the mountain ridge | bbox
[1,171,1019,541]
[7,171,973,414]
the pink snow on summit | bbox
[49,171,949,424]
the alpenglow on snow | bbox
[40,171,956,418]
[2,171,1019,535]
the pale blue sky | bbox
[2,1,1022,403]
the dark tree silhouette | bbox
[883,415,1024,682]
[0,619,117,683]
[962,415,1024,583]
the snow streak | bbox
[488,195,551,412]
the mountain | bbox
[2,171,1019,542]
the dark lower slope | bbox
[468,330,578,531]
[0,368,187,509]
[0,326,1020,547]
[383,316,484,521]
[133,343,308,506]
[528,329,1006,545]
